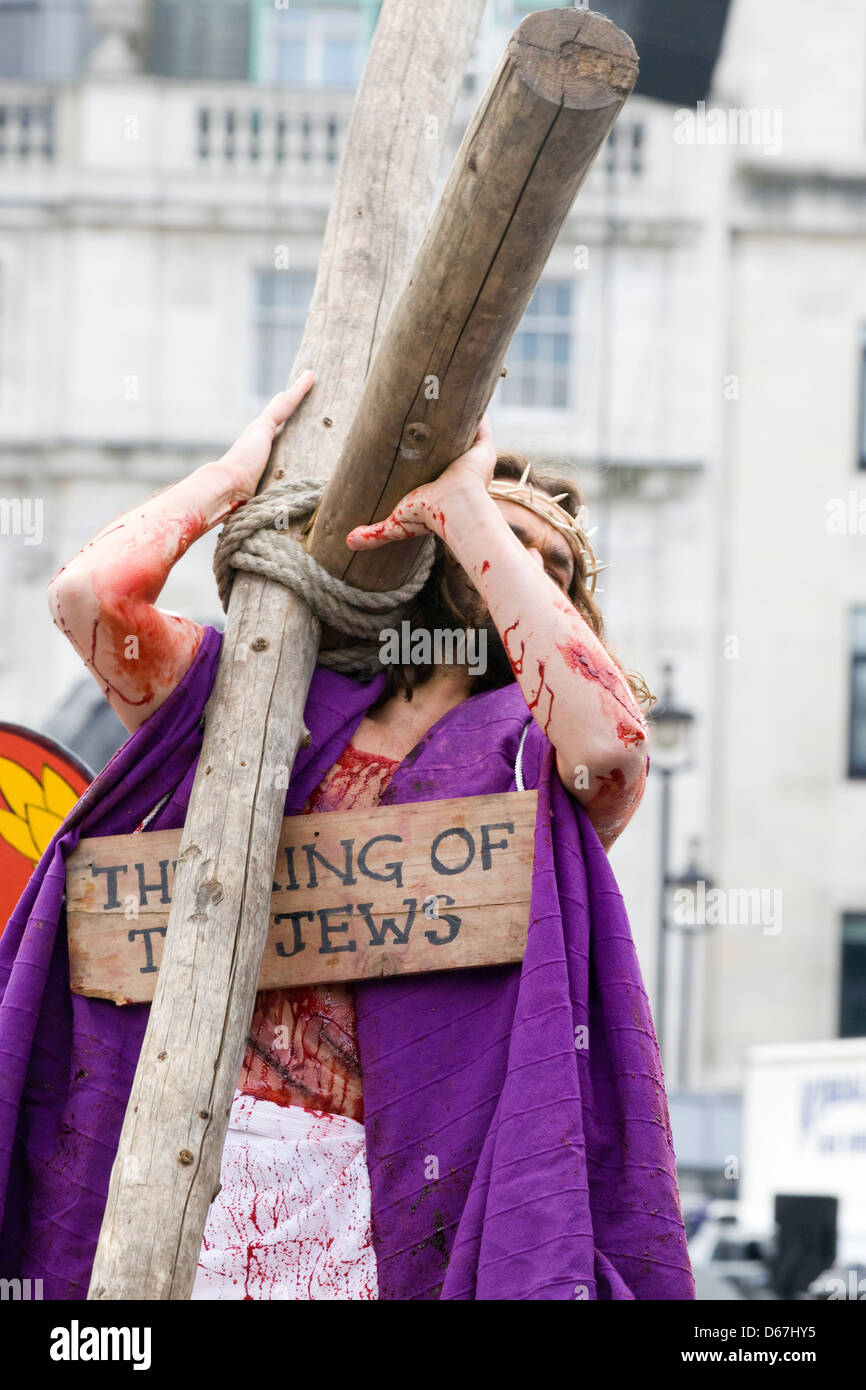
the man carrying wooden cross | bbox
[0,4,696,1302]
[2,365,695,1301]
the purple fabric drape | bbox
[0,624,694,1300]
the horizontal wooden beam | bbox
[306,7,639,591]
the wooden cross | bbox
[87,2,638,1300]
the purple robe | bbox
[0,624,695,1300]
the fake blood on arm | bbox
[48,477,243,730]
[556,636,647,748]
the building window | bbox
[849,607,866,777]
[858,328,866,470]
[257,6,364,89]
[252,269,315,400]
[603,119,645,178]
[840,913,866,1037]
[148,0,252,81]
[0,0,94,80]
[497,280,574,409]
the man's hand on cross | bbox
[345,414,496,550]
[347,414,650,852]
[45,371,316,737]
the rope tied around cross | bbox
[211,479,437,676]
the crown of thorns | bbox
[487,462,607,595]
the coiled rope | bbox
[212,479,436,676]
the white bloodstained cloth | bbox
[191,1091,378,1300]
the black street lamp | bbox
[667,837,714,1091]
[649,662,695,1063]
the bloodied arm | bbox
[46,372,315,735]
[346,416,649,851]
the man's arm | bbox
[431,489,649,849]
[47,373,314,736]
[346,416,649,850]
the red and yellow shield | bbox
[0,724,92,937]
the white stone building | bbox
[1,0,864,1199]
[699,0,866,1092]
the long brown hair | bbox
[378,453,656,711]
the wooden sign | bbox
[66,790,538,1004]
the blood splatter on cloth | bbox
[301,743,400,817]
[191,1093,377,1301]
[196,743,397,1300]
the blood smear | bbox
[237,743,399,1122]
[205,745,397,1299]
[192,1093,377,1301]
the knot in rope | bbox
[211,478,436,677]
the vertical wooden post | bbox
[88,0,487,1300]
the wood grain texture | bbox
[88,3,638,1302]
[67,792,538,1001]
[305,7,638,590]
[87,0,487,1302]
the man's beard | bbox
[474,619,514,690]
[437,555,515,691]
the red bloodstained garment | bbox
[236,744,399,1123]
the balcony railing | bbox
[0,80,655,210]
[193,90,351,177]
[0,82,357,183]
[0,95,55,163]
